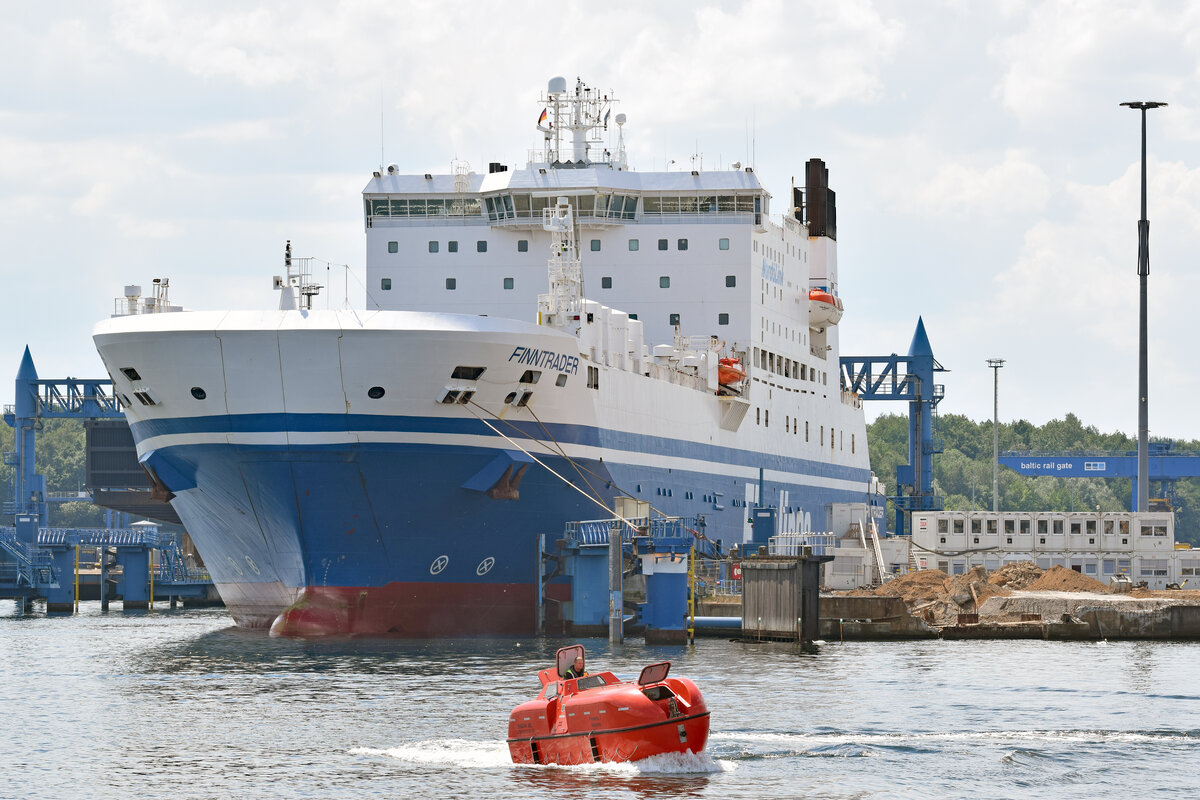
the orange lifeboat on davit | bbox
[507,645,710,765]
[808,288,844,326]
[717,357,746,386]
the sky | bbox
[2,0,1199,441]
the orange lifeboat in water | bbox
[717,357,746,386]
[507,645,710,765]
[808,288,844,326]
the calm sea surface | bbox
[1,603,1197,799]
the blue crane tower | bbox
[840,318,946,535]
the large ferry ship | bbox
[92,77,882,636]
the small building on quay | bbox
[909,510,1196,590]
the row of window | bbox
[754,346,824,384]
[937,518,1141,535]
[385,237,731,254]
[750,410,854,451]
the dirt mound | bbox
[1025,565,1108,593]
[987,560,1043,590]
[873,569,948,604]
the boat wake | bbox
[350,739,733,775]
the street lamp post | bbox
[1121,101,1166,513]
[987,358,1005,513]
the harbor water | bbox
[2,604,1197,799]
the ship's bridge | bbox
[363,167,768,231]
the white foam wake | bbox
[350,740,733,774]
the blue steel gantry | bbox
[840,318,946,535]
[998,440,1200,512]
[2,347,213,611]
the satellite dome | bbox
[548,76,567,94]
[615,113,627,126]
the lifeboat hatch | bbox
[529,741,541,764]
[589,737,600,762]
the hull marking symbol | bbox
[430,555,450,575]
[476,557,495,575]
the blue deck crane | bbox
[840,318,946,535]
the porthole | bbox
[368,386,385,399]
[190,387,207,400]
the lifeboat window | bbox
[555,374,567,387]
[451,366,485,380]
[503,277,514,290]
[545,682,558,700]
[120,367,141,381]
[576,675,605,690]
[368,386,385,399]
[601,276,612,289]
[719,237,730,250]
[726,275,736,287]
[718,313,729,325]
[517,239,528,252]
[519,370,541,384]
[190,387,206,400]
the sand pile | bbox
[987,561,1043,590]
[1025,565,1109,593]
[872,568,949,604]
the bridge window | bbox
[381,278,392,290]
[719,238,730,250]
[628,239,639,251]
[503,277,514,290]
[448,240,458,253]
[726,275,736,287]
[660,276,671,288]
[658,239,668,250]
[518,239,528,252]
[428,241,439,253]
[387,241,398,253]
[718,313,729,325]
[678,238,688,251]
[591,239,601,252]
[445,278,456,290]
[477,240,488,252]
[602,277,612,289]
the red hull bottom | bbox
[264,582,537,637]
[509,713,710,766]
